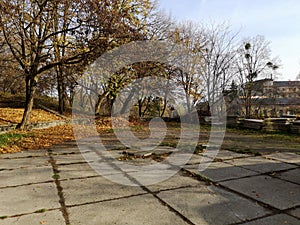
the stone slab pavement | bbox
[0,142,299,225]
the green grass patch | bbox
[0,216,8,220]
[52,174,60,180]
[0,133,28,147]
[227,127,300,143]
[35,208,47,213]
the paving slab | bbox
[121,165,184,186]
[61,176,146,206]
[0,210,65,225]
[264,152,300,165]
[72,159,157,180]
[186,154,211,165]
[0,166,53,187]
[288,207,300,219]
[57,158,151,181]
[50,147,82,155]
[221,175,300,210]
[147,172,202,192]
[207,150,251,161]
[68,194,189,225]
[226,156,297,173]
[241,213,300,225]
[0,150,48,159]
[184,162,258,182]
[0,183,60,216]
[0,156,51,170]
[52,152,94,164]
[274,168,300,185]
[157,186,271,225]
[57,162,100,180]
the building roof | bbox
[255,97,300,106]
[274,81,300,87]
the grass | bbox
[226,147,262,156]
[0,216,8,220]
[0,133,27,147]
[52,174,60,180]
[227,127,300,143]
[34,208,47,213]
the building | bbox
[227,79,300,117]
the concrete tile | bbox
[0,150,48,159]
[68,194,189,225]
[226,157,297,173]
[186,154,211,165]
[265,152,300,165]
[185,162,258,182]
[0,157,51,170]
[52,152,92,164]
[0,166,53,187]
[61,176,146,206]
[208,150,251,161]
[0,210,65,225]
[153,146,177,152]
[146,172,202,192]
[123,165,183,186]
[241,213,300,225]
[221,175,300,210]
[0,183,60,216]
[57,163,99,180]
[288,207,300,219]
[275,168,300,185]
[157,186,271,225]
[50,147,81,155]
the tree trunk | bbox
[138,99,143,118]
[245,86,252,119]
[18,75,37,130]
[120,88,136,115]
[57,67,66,114]
[160,97,167,117]
[95,91,110,115]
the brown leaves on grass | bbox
[21,125,75,150]
[0,125,75,154]
[0,108,63,125]
[0,116,149,154]
[0,117,114,154]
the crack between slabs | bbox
[48,150,71,225]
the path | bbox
[0,138,299,225]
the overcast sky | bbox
[158,0,300,80]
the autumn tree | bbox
[168,22,207,113]
[0,35,24,94]
[0,0,154,129]
[0,0,88,129]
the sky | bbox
[158,0,300,81]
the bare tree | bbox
[199,23,238,115]
[235,35,279,118]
